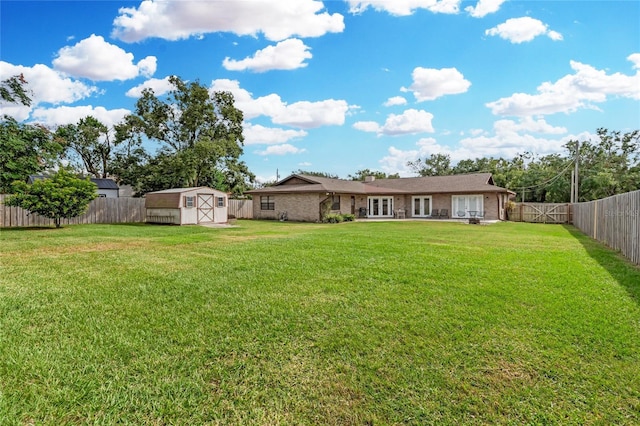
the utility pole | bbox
[571,170,575,203]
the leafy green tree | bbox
[56,116,112,178]
[121,76,253,192]
[1,76,63,192]
[1,74,32,106]
[407,153,453,177]
[571,128,640,200]
[348,169,400,180]
[0,117,63,193]
[292,170,340,179]
[5,168,97,228]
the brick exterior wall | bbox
[253,192,508,222]
[253,193,325,222]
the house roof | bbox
[90,178,119,190]
[246,173,514,196]
[146,187,227,195]
[365,173,511,194]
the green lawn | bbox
[1,220,639,425]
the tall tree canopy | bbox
[56,116,112,178]
[119,75,254,194]
[348,169,400,180]
[1,76,63,192]
[404,128,639,202]
[0,74,31,106]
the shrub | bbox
[322,213,356,223]
[342,213,355,222]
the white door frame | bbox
[451,194,483,218]
[367,196,394,218]
[412,195,433,217]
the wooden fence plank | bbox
[508,203,572,224]
[228,199,253,219]
[0,195,146,228]
[573,190,640,266]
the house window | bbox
[331,195,340,210]
[260,196,275,210]
[185,196,196,208]
[216,196,225,207]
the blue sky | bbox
[2,1,639,182]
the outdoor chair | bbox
[439,209,449,219]
[431,209,439,218]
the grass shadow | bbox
[563,224,640,306]
[0,226,60,232]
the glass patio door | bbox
[452,195,483,218]
[412,196,432,217]
[368,196,393,217]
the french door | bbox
[367,196,394,218]
[412,196,432,217]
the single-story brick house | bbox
[245,173,515,222]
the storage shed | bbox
[145,187,228,225]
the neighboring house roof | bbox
[90,178,119,190]
[246,173,514,195]
[146,187,226,195]
[28,174,118,190]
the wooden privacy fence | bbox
[508,203,572,224]
[228,199,253,219]
[0,195,146,228]
[573,190,640,266]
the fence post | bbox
[593,200,598,240]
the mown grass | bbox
[0,220,639,425]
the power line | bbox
[509,158,576,192]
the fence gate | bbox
[509,203,572,224]
[197,194,214,223]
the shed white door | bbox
[197,194,214,223]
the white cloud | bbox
[223,38,312,72]
[485,17,563,44]
[353,121,381,133]
[210,79,354,128]
[628,53,640,69]
[243,123,307,145]
[401,67,471,101]
[378,119,591,176]
[30,105,130,128]
[256,144,306,156]
[347,0,461,16]
[384,96,408,106]
[486,58,640,116]
[126,77,174,98]
[112,0,344,42]
[52,34,156,81]
[354,109,435,136]
[494,117,567,135]
[273,99,351,128]
[465,0,506,18]
[0,61,98,120]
